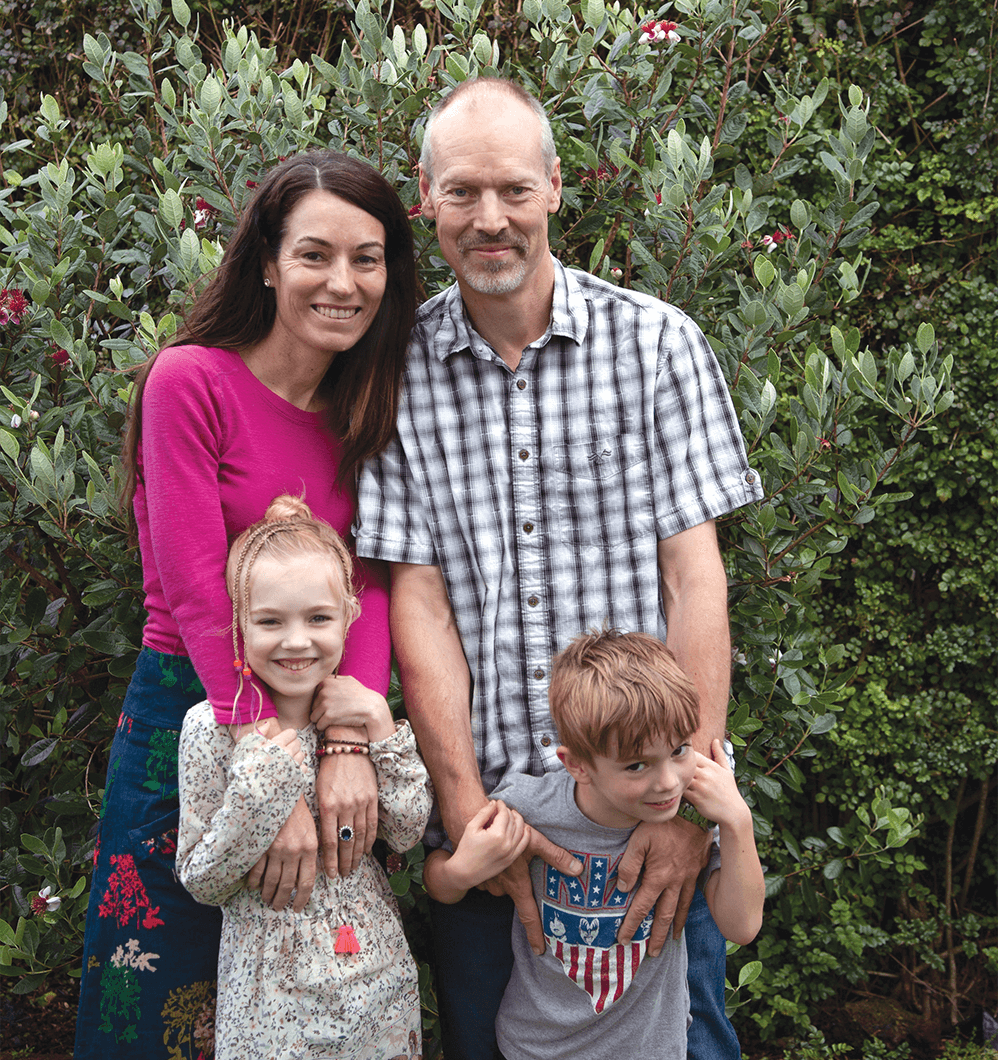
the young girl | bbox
[177,496,431,1060]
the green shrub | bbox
[1,0,983,1045]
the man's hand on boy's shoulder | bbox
[482,828,584,956]
[613,817,714,955]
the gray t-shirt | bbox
[493,770,720,1060]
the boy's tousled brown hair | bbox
[549,628,700,764]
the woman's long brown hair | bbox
[120,150,418,518]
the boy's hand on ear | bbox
[684,738,751,829]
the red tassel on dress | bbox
[334,924,360,954]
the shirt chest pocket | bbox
[542,436,652,549]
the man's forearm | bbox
[658,522,731,754]
[390,562,487,843]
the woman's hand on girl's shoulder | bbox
[310,674,394,742]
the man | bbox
[356,78,763,1060]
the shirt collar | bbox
[430,256,590,363]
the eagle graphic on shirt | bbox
[542,850,655,1013]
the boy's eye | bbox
[624,761,647,773]
[672,743,691,758]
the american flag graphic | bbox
[542,852,654,1013]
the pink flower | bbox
[246,179,258,189]
[0,288,28,325]
[761,227,795,253]
[194,197,219,230]
[31,886,61,915]
[51,347,70,365]
[579,160,619,185]
[610,268,623,279]
[640,19,680,44]
[407,203,422,218]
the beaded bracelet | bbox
[317,740,370,757]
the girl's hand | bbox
[448,801,531,892]
[311,674,395,743]
[247,794,317,913]
[270,726,305,768]
[683,739,751,830]
[241,717,305,767]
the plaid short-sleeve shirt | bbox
[356,259,762,831]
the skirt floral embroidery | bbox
[74,648,222,1059]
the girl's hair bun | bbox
[262,494,313,524]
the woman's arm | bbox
[139,349,279,725]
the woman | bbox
[74,151,418,1057]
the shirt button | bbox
[516,379,527,390]
[540,735,552,747]
[518,449,529,461]
[523,523,533,534]
[533,669,545,680]
[745,471,756,484]
[527,595,539,607]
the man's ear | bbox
[547,156,563,214]
[418,166,436,219]
[557,745,592,785]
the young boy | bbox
[423,628,764,1060]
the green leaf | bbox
[916,322,935,354]
[790,199,809,230]
[172,0,192,30]
[822,857,845,880]
[738,960,762,988]
[780,283,805,317]
[753,255,775,289]
[810,713,836,735]
[200,75,223,115]
[160,188,184,231]
[0,428,18,461]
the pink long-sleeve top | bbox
[134,344,390,725]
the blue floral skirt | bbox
[74,647,223,1059]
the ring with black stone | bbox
[338,825,354,843]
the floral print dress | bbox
[177,706,431,1060]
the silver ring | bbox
[338,825,354,843]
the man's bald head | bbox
[419,78,558,187]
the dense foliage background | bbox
[1,0,994,1056]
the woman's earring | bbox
[263,278,271,287]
